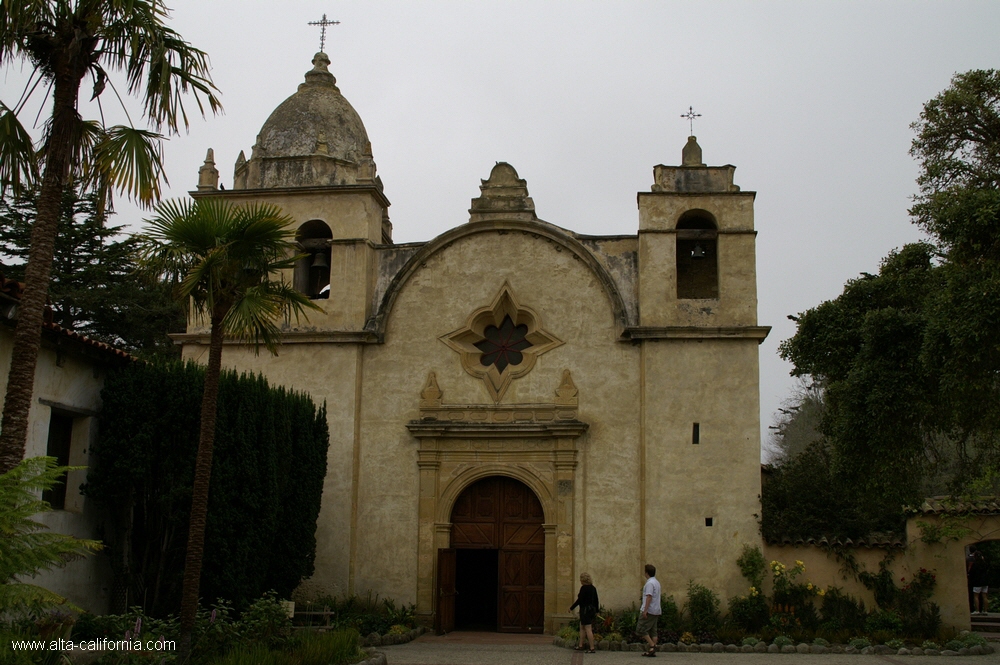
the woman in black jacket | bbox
[570,572,599,652]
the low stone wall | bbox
[552,637,996,656]
[360,625,426,647]
[357,647,388,665]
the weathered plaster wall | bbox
[0,326,111,613]
[764,513,1000,633]
[643,338,763,605]
[354,227,642,611]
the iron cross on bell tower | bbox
[308,13,340,52]
[681,106,702,136]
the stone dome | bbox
[233,52,377,190]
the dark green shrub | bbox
[736,545,767,590]
[658,596,682,633]
[715,625,744,645]
[685,581,720,634]
[85,361,329,616]
[904,602,941,640]
[298,593,416,636]
[819,587,866,634]
[865,609,903,635]
[727,593,769,632]
[239,592,292,649]
[614,604,639,638]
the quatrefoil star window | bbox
[441,282,562,403]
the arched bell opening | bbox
[295,220,333,299]
[676,209,719,299]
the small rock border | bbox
[360,625,426,648]
[357,647,388,665]
[552,637,996,656]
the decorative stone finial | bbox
[233,150,247,190]
[420,372,443,407]
[197,148,219,191]
[301,52,337,90]
[682,136,705,167]
[469,162,537,223]
[555,369,579,406]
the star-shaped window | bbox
[440,282,563,402]
[475,315,532,373]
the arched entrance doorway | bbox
[439,476,544,633]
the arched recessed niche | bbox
[295,220,333,299]
[676,210,719,299]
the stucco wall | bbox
[0,325,112,613]
[355,227,642,610]
[644,338,763,605]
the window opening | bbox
[475,314,532,373]
[43,412,73,509]
[692,422,700,444]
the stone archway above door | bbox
[408,370,588,634]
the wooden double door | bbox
[438,476,544,633]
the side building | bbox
[0,274,130,613]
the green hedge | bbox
[84,361,329,616]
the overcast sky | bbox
[4,1,998,458]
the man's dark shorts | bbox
[636,614,658,638]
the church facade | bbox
[178,52,769,633]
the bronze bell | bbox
[691,244,706,260]
[311,252,329,269]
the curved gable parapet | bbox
[366,219,636,340]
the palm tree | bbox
[136,197,320,656]
[0,0,220,473]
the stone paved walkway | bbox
[379,632,1000,665]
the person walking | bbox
[969,545,990,615]
[570,572,599,653]
[637,564,661,657]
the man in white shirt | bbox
[638,564,661,657]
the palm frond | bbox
[96,0,221,135]
[0,100,39,194]
[91,125,166,208]
[138,198,320,355]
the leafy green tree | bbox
[771,70,1000,537]
[778,243,939,534]
[0,185,186,358]
[767,381,825,464]
[0,456,101,614]
[135,198,319,654]
[911,70,1000,483]
[0,0,220,474]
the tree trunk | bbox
[178,312,225,660]
[0,71,83,473]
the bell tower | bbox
[634,136,769,601]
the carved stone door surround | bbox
[408,371,587,634]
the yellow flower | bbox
[807,583,813,590]
[817,588,826,596]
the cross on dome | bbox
[308,13,340,52]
